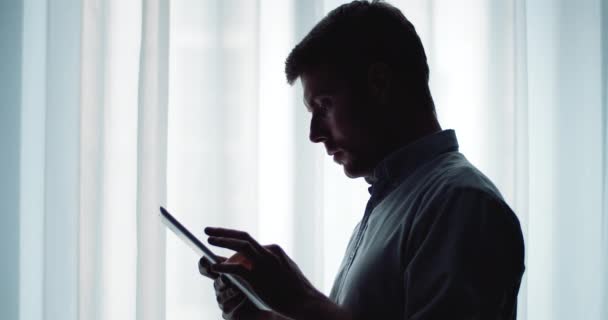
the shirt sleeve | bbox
[401,187,525,320]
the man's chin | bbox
[342,162,367,179]
[334,153,368,178]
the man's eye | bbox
[317,106,329,116]
[320,98,332,107]
[318,98,332,112]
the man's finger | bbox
[264,244,288,263]
[198,256,227,279]
[204,227,249,239]
[221,293,247,315]
[199,257,219,279]
[217,285,241,304]
[211,262,251,279]
[207,237,261,265]
[214,274,231,291]
[205,227,267,254]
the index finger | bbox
[204,227,266,253]
[204,227,249,239]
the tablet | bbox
[159,206,272,311]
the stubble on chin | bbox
[341,161,367,179]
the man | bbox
[199,1,525,319]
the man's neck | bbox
[363,115,442,181]
[388,115,441,158]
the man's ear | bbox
[367,62,391,105]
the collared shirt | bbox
[328,129,525,320]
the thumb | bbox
[198,255,227,279]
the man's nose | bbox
[309,116,327,143]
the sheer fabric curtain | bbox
[9,0,170,319]
[1,0,607,320]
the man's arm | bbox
[290,294,353,320]
[258,295,352,320]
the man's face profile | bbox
[300,65,383,179]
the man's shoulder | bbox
[385,152,511,221]
[424,152,504,201]
[386,151,511,220]
[404,153,522,239]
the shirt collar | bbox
[364,129,459,192]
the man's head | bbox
[285,0,439,179]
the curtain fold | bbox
[136,1,170,320]
[43,0,82,319]
[526,0,605,318]
[79,0,143,320]
[602,0,608,317]
[512,1,529,319]
[1,1,23,319]
[19,0,46,320]
[79,1,107,319]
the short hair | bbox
[285,0,433,109]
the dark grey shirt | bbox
[329,130,525,320]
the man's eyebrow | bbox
[304,92,332,112]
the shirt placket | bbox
[334,179,390,300]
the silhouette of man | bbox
[199,1,525,319]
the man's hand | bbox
[199,254,273,320]
[204,227,352,320]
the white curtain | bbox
[1,0,606,320]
